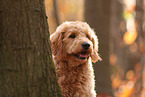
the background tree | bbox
[132,0,145,96]
[0,0,62,97]
[85,0,113,96]
[110,0,124,69]
[53,0,60,26]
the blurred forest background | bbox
[45,0,145,97]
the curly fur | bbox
[50,21,101,97]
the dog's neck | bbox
[53,56,96,97]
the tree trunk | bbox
[85,0,113,96]
[53,0,60,26]
[0,0,62,97]
[132,0,145,96]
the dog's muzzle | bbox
[82,42,90,50]
[74,51,89,60]
[73,42,91,60]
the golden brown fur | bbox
[50,21,101,97]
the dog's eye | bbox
[86,35,90,39]
[69,34,76,38]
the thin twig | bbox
[53,0,59,26]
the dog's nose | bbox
[82,42,90,50]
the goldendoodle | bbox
[50,21,101,97]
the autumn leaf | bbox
[119,81,134,97]
[123,31,137,45]
[123,11,134,20]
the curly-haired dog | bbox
[50,21,101,97]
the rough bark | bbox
[85,0,113,96]
[0,0,62,97]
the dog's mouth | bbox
[73,51,90,60]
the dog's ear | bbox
[91,35,102,63]
[50,32,64,56]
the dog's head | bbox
[50,21,101,63]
